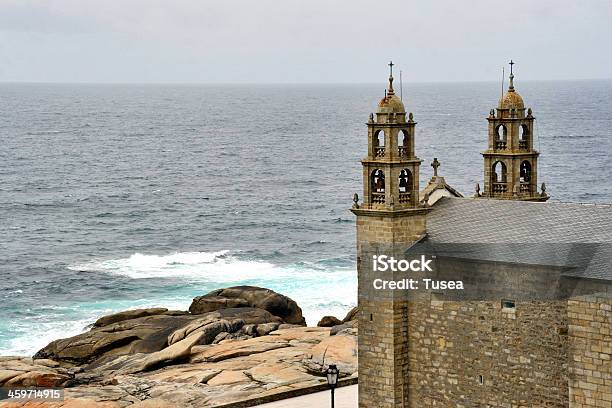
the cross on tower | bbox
[431,157,440,177]
[388,61,394,77]
[509,60,515,75]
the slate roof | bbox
[424,197,612,281]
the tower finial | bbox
[508,60,515,91]
[387,61,395,95]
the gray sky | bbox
[1,0,611,83]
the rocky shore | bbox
[0,286,357,408]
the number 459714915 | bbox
[1,388,64,401]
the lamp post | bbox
[326,364,339,408]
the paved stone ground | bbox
[255,384,358,407]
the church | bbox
[351,62,612,407]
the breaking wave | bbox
[69,250,288,281]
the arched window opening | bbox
[371,169,385,204]
[520,161,531,182]
[493,161,507,182]
[492,161,508,194]
[495,125,507,149]
[519,125,529,149]
[398,130,409,158]
[520,161,532,193]
[398,169,412,203]
[374,130,385,158]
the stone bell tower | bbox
[351,62,428,408]
[479,61,549,201]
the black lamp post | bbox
[326,364,339,408]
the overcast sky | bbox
[1,0,611,83]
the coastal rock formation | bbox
[317,316,343,327]
[0,357,70,388]
[189,286,306,326]
[330,319,358,336]
[342,306,359,323]
[92,309,188,328]
[2,288,356,407]
[35,287,292,366]
[317,307,359,332]
[34,313,198,366]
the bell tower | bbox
[479,60,549,201]
[360,61,423,211]
[351,62,428,408]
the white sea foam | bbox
[69,250,290,281]
[0,316,95,357]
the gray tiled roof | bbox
[425,197,612,281]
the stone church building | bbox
[351,63,612,407]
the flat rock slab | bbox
[190,337,291,363]
[2,327,356,408]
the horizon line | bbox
[1,77,612,86]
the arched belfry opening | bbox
[399,129,410,158]
[480,60,548,201]
[374,130,385,158]
[371,169,385,204]
[520,160,531,182]
[520,160,532,193]
[519,160,532,194]
[398,169,412,203]
[495,125,507,149]
[398,169,411,192]
[519,124,529,149]
[493,161,507,182]
[375,130,385,146]
[492,161,508,193]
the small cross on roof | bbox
[431,157,441,177]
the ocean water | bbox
[1,81,611,356]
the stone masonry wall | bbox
[407,300,570,407]
[355,213,426,252]
[568,293,612,407]
[356,212,427,408]
[358,300,410,408]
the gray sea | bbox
[1,80,611,355]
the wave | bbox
[0,315,95,357]
[68,250,327,282]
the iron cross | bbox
[389,61,394,77]
[509,60,515,75]
[431,157,440,177]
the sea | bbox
[1,80,611,356]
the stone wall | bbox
[568,293,612,407]
[358,300,410,408]
[355,212,426,252]
[406,300,570,407]
[356,211,427,408]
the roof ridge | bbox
[441,197,612,209]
